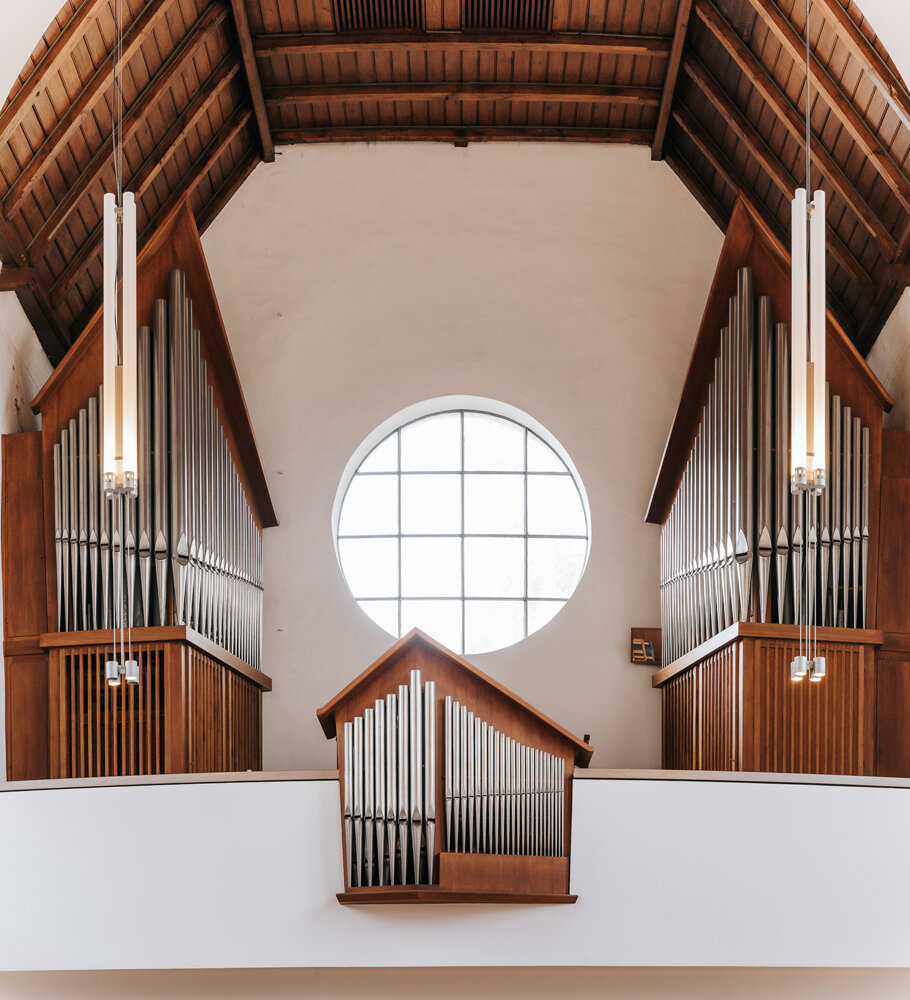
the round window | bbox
[333,399,590,655]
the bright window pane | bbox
[464,474,524,534]
[527,432,565,472]
[464,413,524,471]
[528,599,564,634]
[359,599,399,635]
[400,412,461,471]
[358,432,398,473]
[527,538,586,599]
[464,537,524,598]
[338,537,399,598]
[527,475,586,536]
[401,474,461,534]
[465,600,525,655]
[401,600,463,652]
[401,537,461,598]
[338,474,398,536]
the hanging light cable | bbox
[103,0,139,689]
[791,0,826,684]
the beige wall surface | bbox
[4,967,910,1000]
[200,141,722,770]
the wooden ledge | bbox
[336,887,577,905]
[652,621,885,688]
[38,625,273,691]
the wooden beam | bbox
[228,0,274,163]
[273,125,653,144]
[672,102,876,300]
[197,150,260,235]
[266,82,661,106]
[253,30,673,57]
[3,0,181,215]
[652,0,692,161]
[812,0,910,134]
[683,55,895,259]
[664,148,729,231]
[27,3,230,258]
[51,109,252,306]
[743,0,910,212]
[0,266,35,291]
[695,0,897,256]
[0,0,109,148]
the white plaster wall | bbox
[201,141,722,771]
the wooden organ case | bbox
[317,629,594,904]
[3,198,276,781]
[647,195,910,778]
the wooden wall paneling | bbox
[874,429,910,633]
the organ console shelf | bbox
[317,629,593,904]
[648,194,910,778]
[2,197,276,781]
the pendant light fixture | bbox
[791,0,826,684]
[103,0,139,689]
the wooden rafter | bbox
[652,0,692,161]
[695,0,896,258]
[0,266,34,291]
[0,0,110,148]
[743,0,910,212]
[683,55,883,291]
[2,0,182,214]
[51,108,252,306]
[671,102,875,300]
[266,83,661,106]
[252,30,673,57]
[664,148,728,230]
[273,126,653,144]
[27,3,231,258]
[228,0,274,163]
[197,150,261,235]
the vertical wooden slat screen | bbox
[661,669,697,769]
[50,637,263,778]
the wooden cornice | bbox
[228,0,275,163]
[274,126,653,144]
[253,29,674,57]
[651,0,692,161]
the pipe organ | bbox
[659,267,872,664]
[321,629,592,903]
[51,270,263,670]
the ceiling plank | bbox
[812,0,910,134]
[683,55,895,261]
[742,0,910,212]
[3,0,182,215]
[652,0,693,161]
[28,3,231,258]
[51,108,253,306]
[228,0,274,163]
[253,30,673,57]
[0,0,110,148]
[695,0,897,257]
[273,126,653,144]
[672,102,876,300]
[0,266,35,291]
[266,83,661,106]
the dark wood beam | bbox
[0,0,110,148]
[0,266,35,291]
[683,55,887,290]
[695,0,897,257]
[273,125,653,144]
[3,0,180,215]
[197,150,261,235]
[743,0,910,212]
[52,108,252,306]
[253,30,673,57]
[27,4,231,258]
[813,0,910,134]
[266,82,661,106]
[652,0,692,161]
[672,102,876,300]
[664,147,729,230]
[228,0,274,163]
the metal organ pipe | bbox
[659,267,871,661]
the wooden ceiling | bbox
[0,0,908,365]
